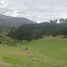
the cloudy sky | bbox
[0,0,67,22]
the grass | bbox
[0,36,67,67]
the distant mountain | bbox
[0,14,36,28]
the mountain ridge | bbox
[0,14,36,28]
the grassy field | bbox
[0,36,67,67]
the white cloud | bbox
[0,0,9,8]
[4,10,20,17]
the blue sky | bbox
[0,0,67,22]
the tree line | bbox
[8,18,67,41]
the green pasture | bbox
[0,37,67,67]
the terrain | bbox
[0,14,36,28]
[0,36,67,67]
[0,14,67,67]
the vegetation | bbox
[0,37,67,67]
[0,14,67,67]
[8,19,67,41]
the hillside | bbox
[0,37,67,67]
[0,14,36,28]
[0,33,14,42]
